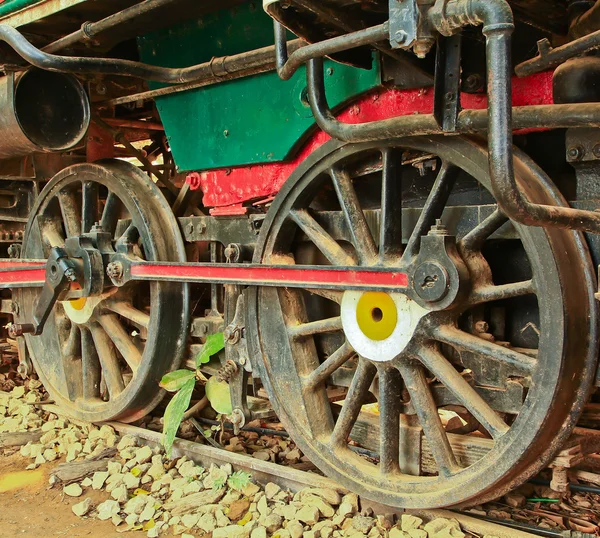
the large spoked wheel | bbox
[16,161,189,423]
[247,136,598,508]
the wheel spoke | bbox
[330,358,376,448]
[61,324,82,401]
[306,289,343,304]
[289,316,343,339]
[330,167,378,265]
[402,162,459,262]
[81,327,101,400]
[57,190,82,238]
[305,341,356,390]
[82,181,99,233]
[105,300,150,329]
[459,209,508,252]
[415,345,509,439]
[98,314,142,373]
[379,149,403,263]
[100,192,122,235]
[290,209,356,266]
[433,325,536,375]
[397,360,460,477]
[378,366,402,475]
[469,280,535,305]
[89,323,125,398]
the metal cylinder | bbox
[0,68,90,159]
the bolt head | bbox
[593,144,600,159]
[413,262,449,303]
[567,146,584,161]
[394,30,408,44]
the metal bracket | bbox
[433,33,462,131]
[9,247,76,337]
[389,0,419,49]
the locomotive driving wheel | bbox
[16,161,189,423]
[247,136,598,508]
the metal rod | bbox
[515,29,600,77]
[304,0,600,234]
[274,21,389,80]
[42,0,186,54]
[0,24,302,84]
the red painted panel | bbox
[189,72,554,212]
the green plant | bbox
[160,333,225,456]
[228,470,251,490]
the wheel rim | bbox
[248,136,597,508]
[17,161,189,423]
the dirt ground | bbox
[0,452,147,538]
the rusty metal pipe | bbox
[0,68,90,159]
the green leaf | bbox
[228,470,251,490]
[212,476,226,490]
[205,376,233,415]
[162,377,195,457]
[160,370,196,392]
[195,333,225,368]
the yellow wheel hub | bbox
[69,297,87,311]
[356,292,398,341]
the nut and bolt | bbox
[394,30,408,44]
[106,261,124,281]
[429,219,449,236]
[8,323,34,338]
[474,320,489,333]
[593,144,600,159]
[567,145,584,161]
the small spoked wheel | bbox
[17,161,189,423]
[247,136,597,508]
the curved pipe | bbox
[0,25,297,84]
[307,0,600,233]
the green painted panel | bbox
[0,0,42,17]
[138,2,380,171]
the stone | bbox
[124,473,141,490]
[296,505,320,526]
[302,488,342,506]
[125,513,138,526]
[183,480,202,495]
[321,528,334,538]
[147,463,165,480]
[275,504,299,521]
[338,503,354,518]
[43,448,58,462]
[123,495,148,515]
[216,509,231,528]
[112,514,123,527]
[265,482,281,499]
[97,500,121,521]
[108,461,122,475]
[228,499,251,522]
[251,526,267,538]
[407,531,427,538]
[179,460,203,479]
[423,518,460,536]
[213,525,251,538]
[140,504,156,523]
[253,451,271,461]
[111,484,129,503]
[400,515,423,532]
[81,478,93,488]
[352,516,375,534]
[92,471,110,490]
[63,483,83,498]
[287,520,304,538]
[263,514,284,533]
[304,532,316,538]
[197,513,217,533]
[72,498,93,517]
[117,435,137,451]
[341,494,359,513]
[303,494,335,518]
[181,513,199,529]
[257,496,268,517]
[135,445,153,464]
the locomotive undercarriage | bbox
[0,0,599,510]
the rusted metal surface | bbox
[0,0,87,27]
[14,161,190,423]
[245,135,597,508]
